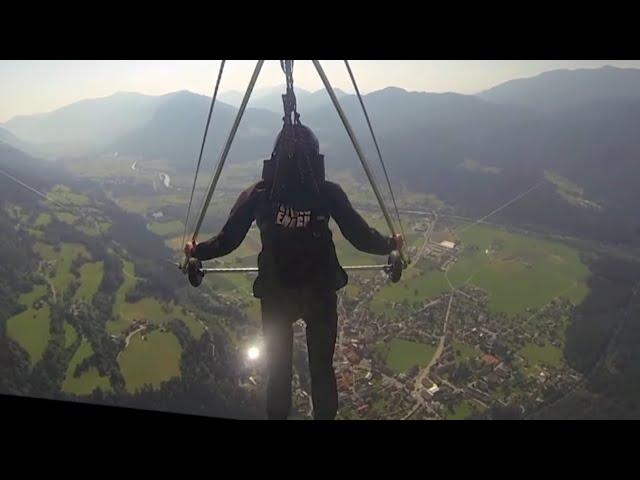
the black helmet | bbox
[272,122,319,159]
[269,122,324,202]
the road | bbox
[47,279,57,302]
[335,208,454,419]
[455,180,546,235]
[124,325,146,349]
[335,208,442,419]
[403,292,455,420]
[408,212,437,269]
[114,325,146,361]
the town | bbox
[282,213,586,420]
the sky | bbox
[2,60,640,122]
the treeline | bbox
[65,321,261,420]
[0,204,44,396]
[99,199,173,262]
[92,253,124,319]
[85,251,127,391]
[564,255,640,373]
[124,259,178,304]
[29,302,81,397]
[0,337,33,396]
[538,254,640,419]
[0,209,39,322]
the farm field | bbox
[370,223,590,317]
[376,338,437,374]
[117,330,182,393]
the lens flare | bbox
[247,346,260,361]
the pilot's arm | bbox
[188,183,262,261]
[326,182,402,255]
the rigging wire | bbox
[0,166,117,251]
[181,60,226,251]
[0,166,75,213]
[344,60,407,243]
[190,60,264,243]
[312,60,408,267]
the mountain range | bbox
[219,84,349,113]
[2,65,640,245]
[478,65,640,111]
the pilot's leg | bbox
[305,291,339,420]
[261,295,295,420]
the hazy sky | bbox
[2,60,640,122]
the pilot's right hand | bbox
[184,241,198,258]
[392,234,404,251]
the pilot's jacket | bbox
[193,180,394,297]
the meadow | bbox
[117,330,182,393]
[73,261,104,303]
[371,223,589,317]
[108,296,204,338]
[5,284,51,364]
[62,341,112,395]
[376,338,437,373]
[35,242,90,295]
[519,342,564,367]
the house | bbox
[337,374,351,392]
[427,384,440,396]
[487,373,501,388]
[344,346,361,365]
[495,363,511,379]
[482,353,500,368]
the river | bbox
[159,173,171,188]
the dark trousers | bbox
[260,287,338,420]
